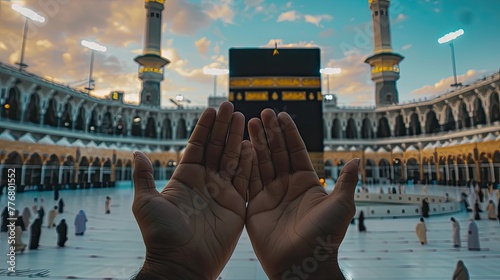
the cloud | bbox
[304,14,333,27]
[323,50,374,105]
[319,28,335,38]
[410,69,485,95]
[204,0,236,24]
[394,13,407,23]
[402,44,412,50]
[260,39,318,48]
[194,37,211,56]
[277,10,300,22]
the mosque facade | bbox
[0,0,499,192]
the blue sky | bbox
[0,0,499,107]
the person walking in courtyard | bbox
[422,198,430,218]
[22,207,31,230]
[497,197,500,225]
[38,200,45,226]
[474,201,481,220]
[105,196,111,214]
[32,197,38,213]
[48,206,58,228]
[451,217,461,248]
[486,200,496,220]
[467,219,480,251]
[416,218,427,245]
[29,218,42,250]
[58,197,65,213]
[56,219,68,247]
[358,211,366,232]
[74,210,88,236]
[452,260,470,280]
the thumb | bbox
[132,151,159,198]
[329,158,360,206]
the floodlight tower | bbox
[134,0,170,107]
[364,0,404,107]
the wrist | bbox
[272,261,346,280]
[133,259,211,280]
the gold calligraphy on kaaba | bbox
[230,77,320,88]
[282,91,306,101]
[245,91,269,101]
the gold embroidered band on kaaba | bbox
[229,91,323,101]
[230,77,321,88]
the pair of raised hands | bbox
[132,102,359,280]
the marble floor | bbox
[1,182,499,279]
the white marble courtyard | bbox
[1,182,499,279]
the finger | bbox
[248,117,275,185]
[248,147,263,201]
[132,151,159,198]
[261,109,289,176]
[179,108,216,165]
[232,140,253,200]
[205,101,234,170]
[278,112,315,172]
[219,112,245,179]
[329,158,360,208]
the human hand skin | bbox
[132,102,252,280]
[246,109,359,280]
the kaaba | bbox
[228,48,324,177]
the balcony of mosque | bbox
[324,122,500,147]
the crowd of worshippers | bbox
[1,195,112,253]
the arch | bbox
[190,119,198,137]
[378,158,391,181]
[124,160,132,181]
[146,117,157,138]
[361,118,373,139]
[377,117,390,138]
[75,107,85,131]
[25,153,42,189]
[479,154,490,183]
[61,103,72,128]
[25,92,40,124]
[115,159,123,181]
[425,110,440,134]
[408,113,421,136]
[163,118,172,139]
[394,115,406,137]
[102,111,113,134]
[324,159,333,179]
[102,159,112,186]
[447,156,457,186]
[131,116,142,137]
[474,98,486,126]
[456,156,467,186]
[331,118,342,139]
[44,154,60,189]
[345,118,357,139]
[406,158,420,182]
[176,118,187,139]
[393,158,403,183]
[88,109,97,133]
[493,151,500,184]
[116,114,125,135]
[44,98,57,127]
[90,157,102,187]
[458,102,471,129]
[62,156,75,188]
[442,105,455,132]
[78,156,90,186]
[490,92,500,123]
[467,154,476,182]
[1,87,21,120]
[337,159,346,178]
[365,159,375,184]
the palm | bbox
[246,110,359,279]
[132,102,252,280]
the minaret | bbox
[364,0,404,107]
[134,0,170,107]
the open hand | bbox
[246,109,359,280]
[132,102,252,280]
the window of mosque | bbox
[156,13,160,18]
[381,10,384,16]
[150,12,154,17]
[374,11,379,16]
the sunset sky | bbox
[0,0,499,108]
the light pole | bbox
[203,68,229,97]
[438,29,464,88]
[11,4,45,71]
[81,40,107,93]
[320,67,342,94]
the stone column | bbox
[445,163,450,183]
[489,160,495,182]
[454,161,459,183]
[20,165,27,186]
[465,162,470,181]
